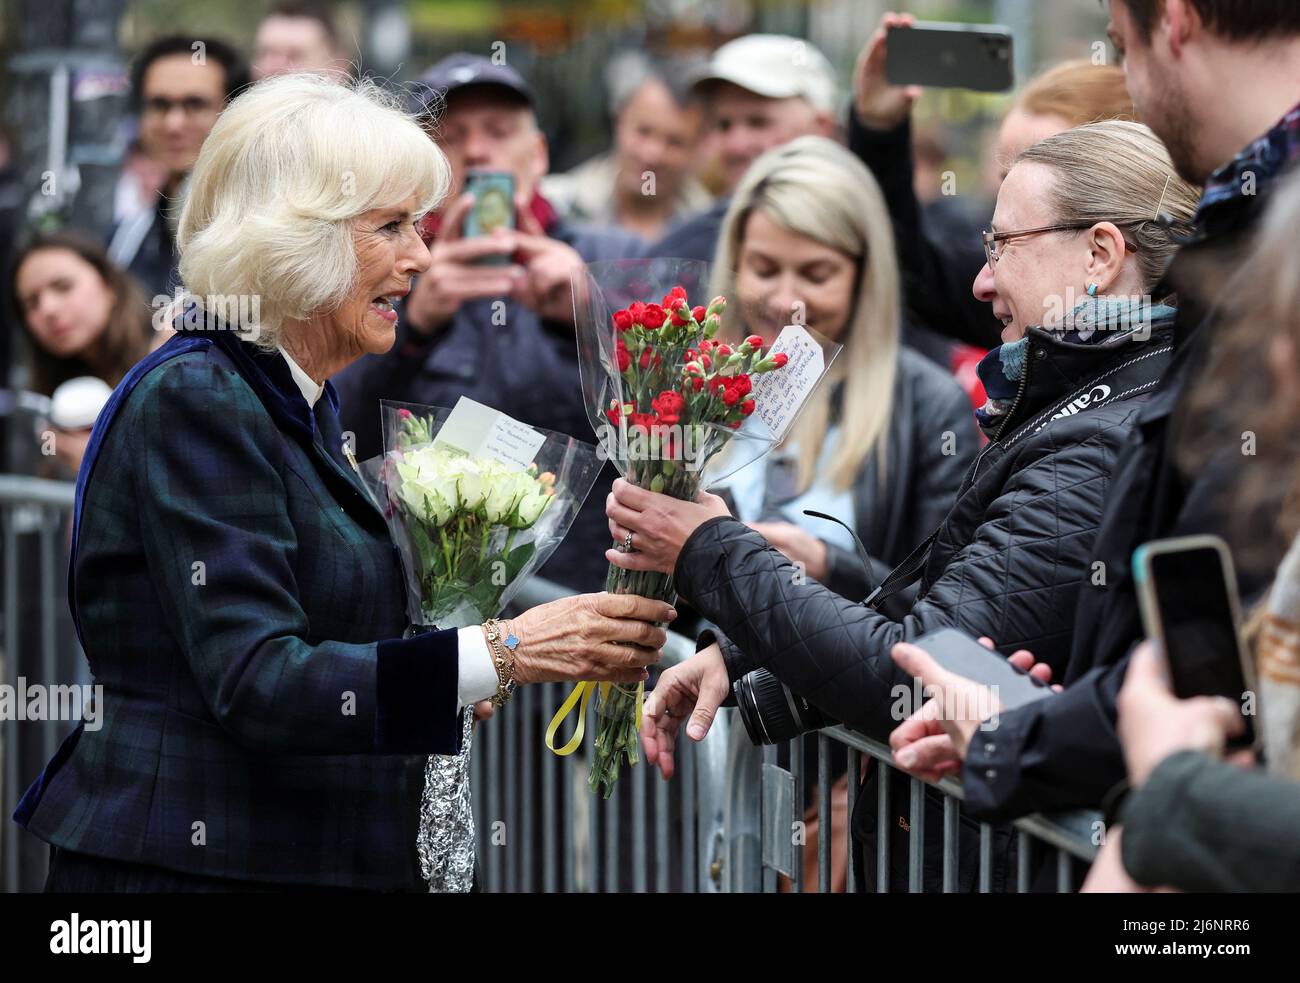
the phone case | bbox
[1131,534,1260,750]
[463,171,515,266]
[884,22,1014,93]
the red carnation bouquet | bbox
[551,258,841,796]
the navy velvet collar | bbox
[175,316,339,443]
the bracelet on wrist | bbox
[482,618,520,707]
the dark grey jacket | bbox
[681,315,1177,732]
[1121,751,1300,892]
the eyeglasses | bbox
[981,223,1139,269]
[141,96,218,119]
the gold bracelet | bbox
[482,618,519,707]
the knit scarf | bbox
[973,296,1174,437]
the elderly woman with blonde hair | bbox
[15,74,672,893]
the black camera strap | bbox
[861,528,940,611]
[801,508,936,611]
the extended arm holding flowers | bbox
[564,278,795,796]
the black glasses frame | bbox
[981,223,1139,268]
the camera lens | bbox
[734,668,832,745]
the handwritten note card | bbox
[434,397,547,471]
[749,325,826,441]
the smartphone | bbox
[462,170,515,265]
[884,21,1015,93]
[1132,534,1258,750]
[911,627,1053,711]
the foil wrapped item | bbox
[417,705,476,892]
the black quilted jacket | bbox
[678,314,1175,892]
[678,313,1177,742]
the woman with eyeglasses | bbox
[604,120,1201,891]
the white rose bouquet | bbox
[370,398,602,630]
[361,397,602,891]
[389,434,556,626]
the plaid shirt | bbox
[1196,101,1300,220]
[14,325,463,890]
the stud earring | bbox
[1087,282,1099,297]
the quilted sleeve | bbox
[674,415,1127,741]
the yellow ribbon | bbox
[545,680,645,756]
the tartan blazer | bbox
[14,322,464,890]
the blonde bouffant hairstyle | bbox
[178,73,451,350]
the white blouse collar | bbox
[277,346,324,408]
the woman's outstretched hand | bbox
[640,643,731,780]
[507,591,676,685]
[605,478,732,576]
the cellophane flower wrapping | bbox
[569,258,841,797]
[361,397,602,888]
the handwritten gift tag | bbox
[749,325,826,441]
[434,397,547,471]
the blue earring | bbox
[1087,282,1099,297]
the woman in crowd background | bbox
[699,134,976,889]
[9,232,159,474]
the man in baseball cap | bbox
[648,34,839,261]
[409,52,534,116]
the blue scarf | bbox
[974,296,1175,435]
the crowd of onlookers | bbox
[6,0,1300,892]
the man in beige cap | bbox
[647,33,839,261]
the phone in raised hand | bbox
[884,21,1015,92]
[462,170,515,265]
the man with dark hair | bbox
[253,2,351,81]
[895,0,1300,832]
[110,36,248,300]
[1117,0,1300,44]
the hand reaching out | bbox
[640,643,731,780]
[888,637,1060,782]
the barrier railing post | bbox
[908,778,925,893]
[544,684,559,893]
[2,507,18,894]
[877,761,890,893]
[845,748,860,893]
[817,734,831,893]
[943,797,959,893]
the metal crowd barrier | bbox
[488,576,727,893]
[727,727,1099,893]
[0,476,1099,893]
[492,578,1100,893]
[0,474,78,893]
